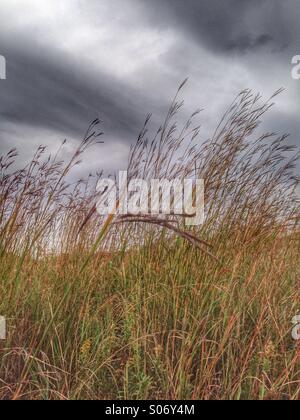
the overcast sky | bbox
[0,0,299,176]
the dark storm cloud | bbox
[0,34,149,144]
[0,0,299,174]
[140,0,292,54]
[138,0,300,146]
[225,34,274,54]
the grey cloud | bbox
[140,0,292,55]
[0,0,300,175]
[0,35,151,149]
[225,34,274,54]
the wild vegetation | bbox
[0,84,299,400]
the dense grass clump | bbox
[0,85,300,400]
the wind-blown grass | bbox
[0,85,299,400]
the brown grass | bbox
[0,84,300,400]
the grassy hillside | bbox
[0,87,300,400]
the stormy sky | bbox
[0,0,299,176]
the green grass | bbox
[1,87,300,400]
[0,233,299,400]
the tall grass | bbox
[0,85,299,400]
